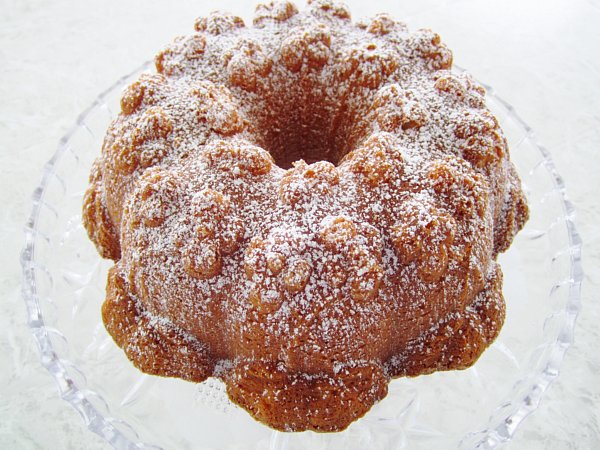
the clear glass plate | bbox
[21,62,583,450]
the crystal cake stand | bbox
[21,62,583,449]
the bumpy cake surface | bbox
[83,0,528,432]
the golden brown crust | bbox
[82,161,121,260]
[226,360,388,432]
[388,262,506,377]
[103,266,212,382]
[83,0,528,432]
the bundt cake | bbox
[83,0,529,432]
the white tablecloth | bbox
[1,0,598,448]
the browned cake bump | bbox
[83,0,529,432]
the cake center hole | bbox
[265,134,344,169]
[257,97,355,170]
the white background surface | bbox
[1,0,599,448]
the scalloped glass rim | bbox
[20,61,583,450]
